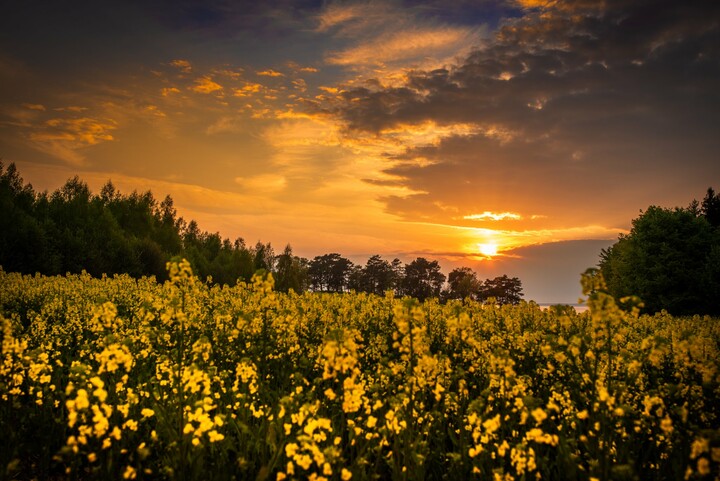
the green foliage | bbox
[599,201,720,315]
[0,162,264,287]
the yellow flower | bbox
[285,443,299,457]
[531,407,547,424]
[697,457,710,476]
[123,466,137,480]
[341,468,353,480]
[660,416,673,435]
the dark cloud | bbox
[401,0,523,29]
[132,0,324,37]
[335,0,720,225]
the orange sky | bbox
[1,0,718,302]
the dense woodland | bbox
[0,163,522,304]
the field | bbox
[1,260,719,480]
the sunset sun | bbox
[478,242,498,257]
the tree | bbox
[362,255,398,295]
[275,244,309,293]
[701,187,720,227]
[155,195,183,254]
[478,275,523,305]
[0,162,48,274]
[599,204,720,315]
[445,267,480,300]
[308,253,354,292]
[253,241,275,273]
[402,257,446,301]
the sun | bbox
[478,242,498,257]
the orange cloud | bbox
[23,103,46,111]
[326,27,479,66]
[286,61,319,73]
[315,3,369,31]
[22,116,118,165]
[161,87,181,96]
[233,83,263,97]
[191,77,223,94]
[464,212,523,221]
[54,106,88,112]
[514,0,557,9]
[257,69,284,77]
[40,117,117,145]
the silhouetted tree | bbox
[308,253,353,292]
[445,267,480,300]
[478,275,523,305]
[346,265,367,292]
[275,244,309,293]
[253,241,275,273]
[362,255,398,295]
[701,187,720,227]
[402,257,446,301]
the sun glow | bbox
[478,242,498,257]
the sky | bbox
[1,0,718,303]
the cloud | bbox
[191,76,223,93]
[326,25,481,67]
[22,116,118,164]
[257,69,284,77]
[161,87,181,96]
[315,3,369,32]
[316,1,487,83]
[464,212,522,221]
[232,83,264,97]
[23,103,46,111]
[326,0,720,230]
[205,115,246,135]
[55,106,88,113]
[170,59,193,73]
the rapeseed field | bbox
[1,260,718,480]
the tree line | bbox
[0,162,523,303]
[599,187,720,316]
